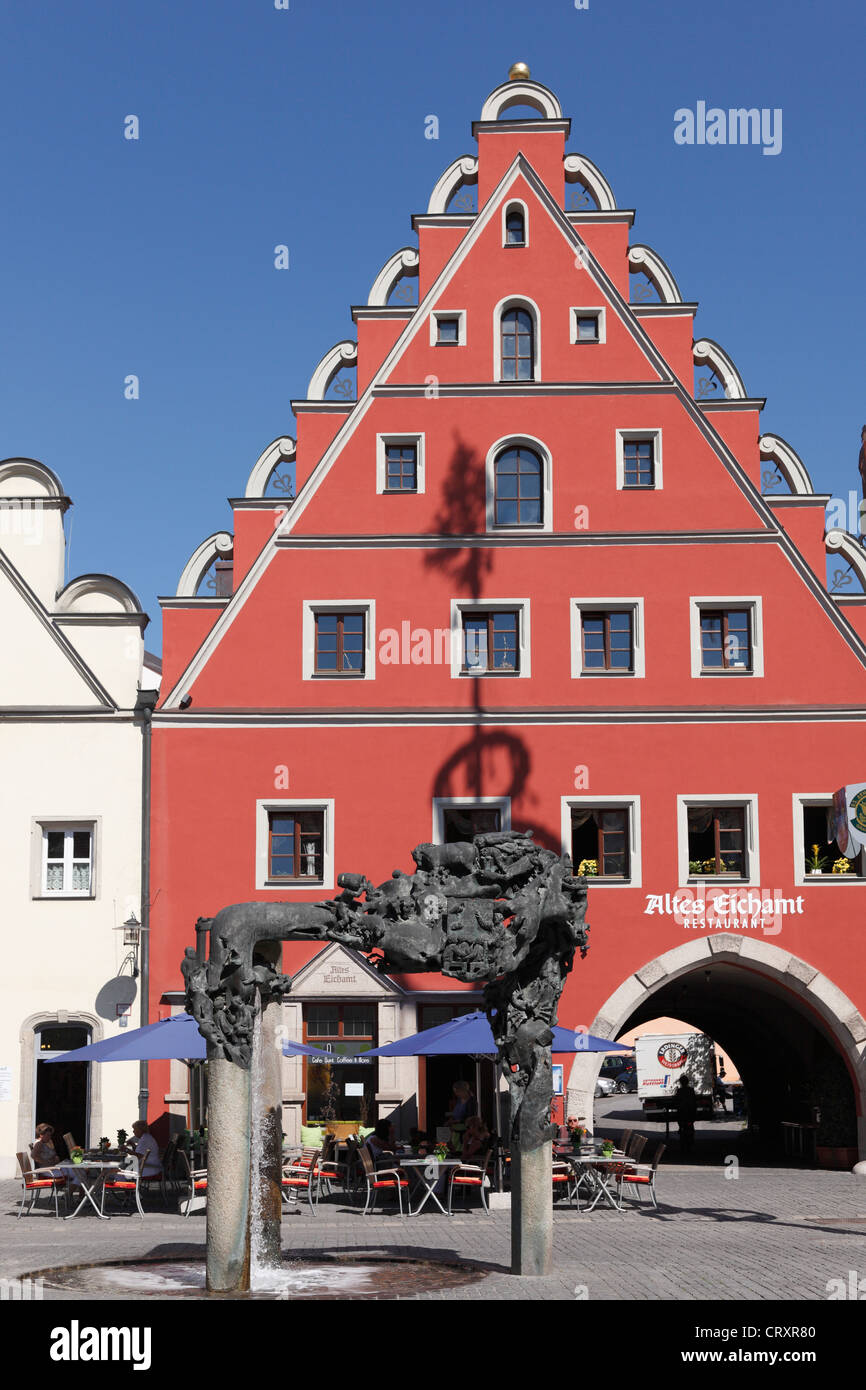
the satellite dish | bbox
[95,976,138,1021]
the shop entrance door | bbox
[34,1024,90,1156]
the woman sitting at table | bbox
[31,1122,62,1171]
[460,1115,490,1164]
[364,1120,397,1167]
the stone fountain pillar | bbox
[254,994,284,1268]
[205,1049,251,1293]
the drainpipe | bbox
[136,688,159,1124]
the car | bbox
[613,1064,638,1094]
[598,1054,633,1080]
[594,1076,616,1098]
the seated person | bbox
[31,1122,61,1171]
[460,1115,490,1165]
[409,1127,434,1155]
[364,1120,397,1167]
[123,1120,162,1178]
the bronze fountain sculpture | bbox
[182,830,589,1289]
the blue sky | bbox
[1,0,864,652]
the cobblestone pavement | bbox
[2,1164,865,1301]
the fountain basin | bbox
[27,1253,488,1300]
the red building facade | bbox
[150,74,866,1159]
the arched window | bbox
[500,307,534,381]
[504,204,526,246]
[493,445,543,526]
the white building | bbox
[0,458,159,1178]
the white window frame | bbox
[561,796,642,887]
[689,596,763,678]
[502,199,529,248]
[36,821,97,898]
[256,798,335,891]
[376,434,425,495]
[677,794,760,887]
[615,428,663,491]
[302,600,376,681]
[450,598,531,679]
[485,434,552,534]
[792,793,866,886]
[569,598,646,678]
[429,310,467,347]
[570,307,606,345]
[433,797,512,844]
[493,295,541,383]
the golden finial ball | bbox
[508,62,530,81]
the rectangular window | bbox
[622,438,655,488]
[441,806,502,842]
[799,800,865,879]
[571,807,631,878]
[268,810,324,881]
[699,609,752,672]
[384,444,417,492]
[581,611,634,673]
[687,806,747,878]
[314,612,366,675]
[42,826,93,896]
[462,610,519,673]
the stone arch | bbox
[306,341,358,401]
[566,936,866,1159]
[0,457,66,499]
[627,245,683,305]
[825,529,866,593]
[426,156,478,215]
[693,338,747,400]
[56,574,143,615]
[367,248,420,307]
[244,437,296,499]
[176,532,234,598]
[759,434,815,496]
[563,154,616,212]
[481,79,563,122]
[18,1010,105,1156]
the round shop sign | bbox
[850,788,866,835]
[657,1042,687,1070]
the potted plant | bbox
[70,1146,84,1165]
[116,1128,128,1148]
[832,857,853,875]
[98,1136,111,1154]
[688,860,704,875]
[807,844,830,875]
[577,859,598,876]
[600,1139,615,1158]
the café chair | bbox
[176,1147,208,1217]
[357,1145,408,1216]
[100,1154,146,1218]
[447,1150,493,1215]
[281,1148,323,1215]
[16,1152,67,1218]
[617,1142,666,1208]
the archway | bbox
[567,937,866,1164]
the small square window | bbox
[436,317,460,344]
[429,312,466,348]
[384,444,417,491]
[314,612,366,675]
[41,825,93,896]
[575,314,600,342]
[269,810,325,882]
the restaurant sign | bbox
[643,887,805,935]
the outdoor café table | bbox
[57,1160,121,1220]
[397,1156,461,1216]
[562,1152,625,1212]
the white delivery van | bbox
[635,1032,714,1113]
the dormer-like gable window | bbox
[504,203,527,247]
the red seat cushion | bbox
[282,1177,312,1188]
[26,1179,62,1188]
[624,1174,651,1184]
[194,1181,208,1190]
[453,1177,483,1185]
[372,1179,408,1188]
[105,1181,137,1190]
